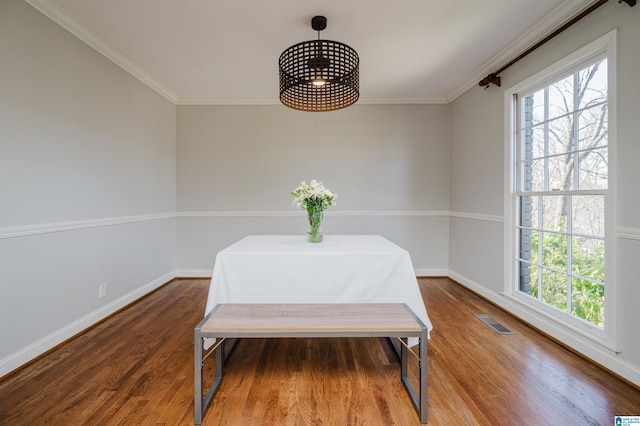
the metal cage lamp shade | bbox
[279,16,359,112]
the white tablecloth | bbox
[205,235,432,338]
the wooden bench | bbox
[194,303,428,424]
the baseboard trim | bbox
[0,271,174,378]
[5,268,640,388]
[448,269,640,387]
[176,268,446,279]
[174,269,212,278]
[415,268,449,277]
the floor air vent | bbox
[475,314,515,335]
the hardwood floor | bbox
[1,277,639,425]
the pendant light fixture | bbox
[279,16,359,112]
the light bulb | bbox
[311,78,326,87]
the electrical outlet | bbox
[99,283,107,299]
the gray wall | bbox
[176,104,450,275]
[449,1,640,383]
[0,0,176,375]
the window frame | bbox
[503,30,618,352]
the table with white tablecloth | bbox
[205,235,432,339]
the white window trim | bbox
[503,30,618,352]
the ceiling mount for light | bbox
[279,15,359,112]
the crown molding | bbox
[446,0,600,102]
[176,98,280,106]
[26,0,602,107]
[357,97,450,105]
[175,97,450,106]
[25,0,179,104]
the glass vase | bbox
[307,209,324,243]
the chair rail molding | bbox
[176,210,450,218]
[449,211,504,223]
[0,213,175,239]
[618,227,640,241]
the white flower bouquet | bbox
[291,179,337,242]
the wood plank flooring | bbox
[1,277,639,425]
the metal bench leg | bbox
[195,336,227,424]
[420,329,428,423]
[400,337,409,380]
[194,330,204,424]
[399,334,429,424]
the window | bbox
[505,31,616,348]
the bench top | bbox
[198,303,425,337]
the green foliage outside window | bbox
[528,228,604,327]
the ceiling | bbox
[27,0,595,105]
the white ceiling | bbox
[27,0,595,105]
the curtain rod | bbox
[478,0,636,88]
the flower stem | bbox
[308,208,323,243]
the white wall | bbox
[449,1,640,385]
[176,104,450,276]
[0,0,176,375]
